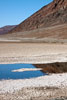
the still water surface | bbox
[0,64,45,80]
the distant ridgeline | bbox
[0,25,16,35]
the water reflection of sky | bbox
[0,64,45,80]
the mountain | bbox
[0,25,16,35]
[8,0,67,33]
[0,0,67,43]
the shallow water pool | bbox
[0,64,45,80]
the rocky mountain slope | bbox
[0,0,67,43]
[8,0,67,33]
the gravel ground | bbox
[0,87,67,100]
[0,73,67,100]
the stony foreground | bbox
[0,73,67,100]
[0,87,67,100]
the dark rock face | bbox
[0,25,16,35]
[8,0,67,33]
[34,62,67,73]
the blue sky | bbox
[0,0,53,28]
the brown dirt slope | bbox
[8,0,67,33]
[17,24,67,39]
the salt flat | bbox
[0,43,67,99]
[0,43,67,64]
[12,68,42,72]
[0,73,67,100]
[0,73,67,93]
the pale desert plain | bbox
[0,42,67,100]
